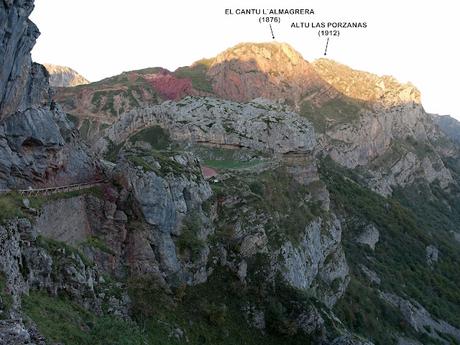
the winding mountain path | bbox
[0,179,107,196]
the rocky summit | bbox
[44,64,89,87]
[1,1,460,345]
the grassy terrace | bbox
[203,159,262,170]
[0,187,103,224]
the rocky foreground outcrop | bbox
[0,0,97,190]
[44,63,89,87]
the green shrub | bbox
[0,193,24,223]
[128,125,171,150]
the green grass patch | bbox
[37,236,93,268]
[84,236,115,255]
[0,193,25,223]
[203,159,262,170]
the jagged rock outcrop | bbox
[279,216,349,307]
[211,154,350,309]
[311,59,454,195]
[432,114,460,144]
[425,245,439,266]
[0,0,98,190]
[43,64,89,87]
[312,59,421,107]
[0,0,46,120]
[355,224,379,250]
[97,96,315,156]
[113,151,213,286]
[380,292,460,344]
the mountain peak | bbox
[212,42,305,68]
[312,58,421,105]
[44,63,89,87]
[207,42,332,103]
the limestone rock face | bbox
[279,216,349,307]
[208,42,338,105]
[114,152,213,286]
[359,265,381,285]
[426,245,439,266]
[356,224,379,250]
[380,292,460,343]
[34,196,91,245]
[312,59,421,107]
[312,60,454,195]
[0,0,47,120]
[0,0,98,190]
[0,216,131,340]
[331,335,375,345]
[212,154,350,309]
[44,64,89,87]
[432,114,460,144]
[99,97,316,155]
[0,320,37,345]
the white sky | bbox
[31,0,459,118]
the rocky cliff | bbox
[44,63,89,87]
[432,114,460,144]
[306,58,454,195]
[0,0,98,191]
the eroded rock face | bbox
[0,217,131,339]
[312,59,421,107]
[432,114,460,144]
[0,0,98,190]
[114,152,213,286]
[99,97,316,155]
[426,245,439,266]
[34,196,91,245]
[0,0,46,120]
[380,292,460,343]
[312,60,454,195]
[212,155,350,308]
[356,224,379,250]
[279,216,349,307]
[0,320,37,345]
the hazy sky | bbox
[31,0,459,118]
